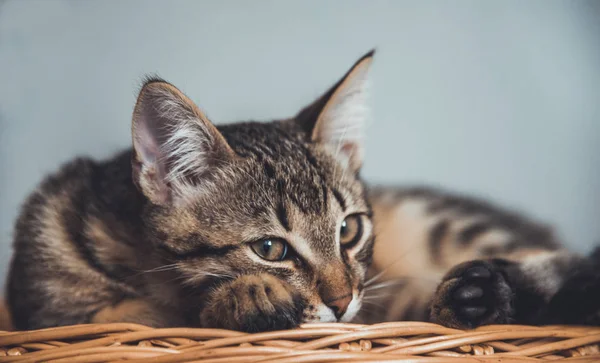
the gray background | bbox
[1,0,599,284]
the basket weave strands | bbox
[2,322,600,362]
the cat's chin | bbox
[311,304,337,323]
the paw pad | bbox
[431,261,513,329]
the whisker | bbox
[179,270,236,286]
[364,280,406,292]
[362,292,397,300]
[364,268,388,287]
[137,264,178,273]
[361,300,385,309]
[364,227,454,288]
[128,263,180,278]
[149,265,179,272]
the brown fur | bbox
[91,299,182,327]
[361,187,599,328]
[6,51,598,332]
[0,300,12,331]
[200,274,302,331]
[7,51,376,331]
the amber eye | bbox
[339,214,363,247]
[251,238,289,261]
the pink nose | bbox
[326,294,352,319]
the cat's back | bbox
[11,150,141,250]
[368,185,560,281]
[7,150,144,329]
[12,156,99,253]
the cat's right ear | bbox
[131,79,235,206]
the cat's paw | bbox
[429,260,514,329]
[200,274,305,332]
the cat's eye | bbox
[250,238,289,261]
[339,214,363,247]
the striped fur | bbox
[5,51,599,332]
[360,186,599,328]
[6,51,376,331]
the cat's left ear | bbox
[296,50,374,171]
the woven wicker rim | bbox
[2,322,600,362]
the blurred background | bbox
[1,0,599,284]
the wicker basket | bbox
[2,322,600,362]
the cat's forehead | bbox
[218,120,308,159]
[197,120,368,241]
[219,121,361,205]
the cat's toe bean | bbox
[461,306,487,319]
[453,285,484,300]
[465,266,492,279]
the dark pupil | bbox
[340,220,348,236]
[262,240,272,255]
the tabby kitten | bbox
[6,51,599,332]
[7,51,376,331]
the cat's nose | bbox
[326,294,352,319]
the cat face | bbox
[131,51,375,325]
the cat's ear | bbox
[296,50,374,172]
[131,79,235,205]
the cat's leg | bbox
[536,254,600,325]
[199,274,305,332]
[429,250,598,328]
[91,299,185,327]
[7,246,184,329]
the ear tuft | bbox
[131,80,234,205]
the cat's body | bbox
[6,51,600,331]
[361,187,598,327]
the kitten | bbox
[6,51,599,332]
[7,52,376,331]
